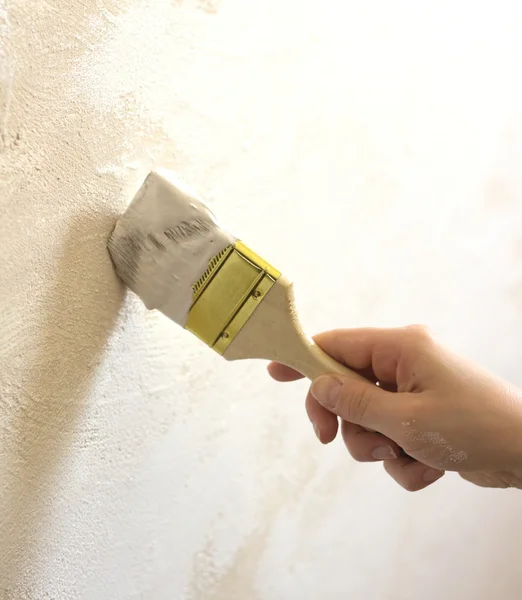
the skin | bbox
[268,325,522,492]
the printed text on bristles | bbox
[164,218,213,244]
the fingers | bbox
[378,381,398,393]
[384,456,444,491]
[268,328,400,383]
[268,325,435,387]
[310,328,403,383]
[341,420,401,462]
[267,361,379,386]
[267,361,380,386]
[311,375,399,434]
[306,391,338,444]
[267,326,406,384]
[267,362,339,444]
[267,362,304,382]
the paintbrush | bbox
[108,169,364,381]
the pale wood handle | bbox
[223,276,366,383]
[287,336,364,381]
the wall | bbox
[1,0,522,598]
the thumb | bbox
[311,375,393,431]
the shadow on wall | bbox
[1,208,124,595]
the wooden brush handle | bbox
[222,276,366,382]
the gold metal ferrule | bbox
[185,241,280,354]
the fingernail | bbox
[423,468,443,483]
[372,446,397,460]
[311,376,341,410]
[313,423,323,443]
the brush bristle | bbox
[107,169,235,326]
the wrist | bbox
[460,469,522,489]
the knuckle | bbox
[406,323,432,339]
[339,382,373,423]
[406,324,435,348]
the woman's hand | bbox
[268,326,522,491]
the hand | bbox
[268,326,522,491]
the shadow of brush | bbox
[1,208,124,597]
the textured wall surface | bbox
[1,1,522,598]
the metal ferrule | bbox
[185,241,280,354]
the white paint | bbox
[406,430,470,465]
[109,169,234,325]
[1,1,522,599]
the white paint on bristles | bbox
[109,169,234,326]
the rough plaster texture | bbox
[1,0,522,598]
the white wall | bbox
[1,0,522,598]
